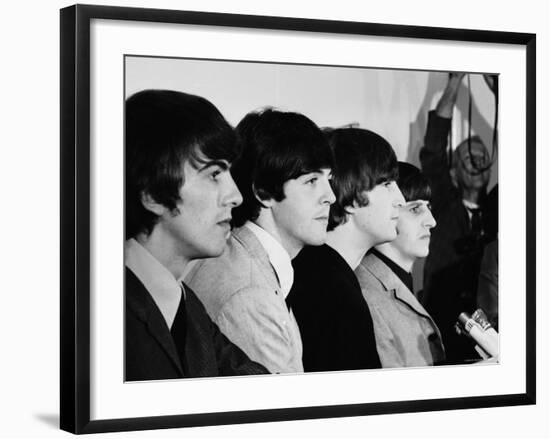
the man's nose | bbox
[473,153,491,168]
[224,174,243,207]
[321,178,336,205]
[424,209,437,229]
[392,182,406,207]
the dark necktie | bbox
[170,288,187,368]
[469,208,483,240]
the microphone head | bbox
[458,312,471,327]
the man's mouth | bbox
[314,211,330,221]
[217,218,232,227]
[314,217,329,228]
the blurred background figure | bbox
[477,183,499,330]
[419,73,498,364]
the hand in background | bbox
[435,72,466,118]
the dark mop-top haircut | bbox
[395,161,432,203]
[231,108,334,228]
[325,127,398,231]
[125,89,239,238]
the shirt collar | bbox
[244,221,294,297]
[125,238,183,329]
[462,199,480,220]
[462,199,480,210]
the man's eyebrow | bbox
[406,200,426,207]
[197,160,230,172]
[310,168,332,175]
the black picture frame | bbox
[60,4,536,434]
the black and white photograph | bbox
[54,3,537,436]
[124,57,500,382]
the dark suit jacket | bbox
[125,268,268,381]
[477,239,498,330]
[287,245,381,372]
[420,111,488,363]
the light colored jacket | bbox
[185,226,303,374]
[355,252,445,368]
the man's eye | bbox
[410,206,420,214]
[306,177,318,185]
[210,169,222,180]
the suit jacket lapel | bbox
[126,269,184,376]
[362,254,445,362]
[233,226,281,292]
[364,254,433,321]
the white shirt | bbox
[244,221,294,298]
[124,238,183,329]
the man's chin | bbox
[201,243,226,259]
[416,249,429,259]
[377,233,397,246]
[304,234,327,247]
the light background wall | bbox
[125,56,498,187]
[126,56,498,290]
[0,0,545,438]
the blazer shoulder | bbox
[355,255,393,307]
[185,231,276,315]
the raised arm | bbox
[419,73,465,210]
[435,72,465,118]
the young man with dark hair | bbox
[287,128,404,372]
[125,89,268,381]
[420,73,496,363]
[356,162,445,367]
[185,108,335,374]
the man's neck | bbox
[253,212,301,259]
[375,242,414,273]
[326,221,374,270]
[135,230,189,280]
[461,187,483,205]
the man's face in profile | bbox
[352,180,405,246]
[392,199,436,261]
[452,140,491,191]
[268,168,335,254]
[158,156,243,262]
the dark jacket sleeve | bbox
[476,240,499,330]
[328,279,382,371]
[288,251,381,372]
[419,110,455,213]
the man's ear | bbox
[346,203,358,215]
[252,185,272,208]
[140,191,167,216]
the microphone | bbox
[456,309,499,359]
